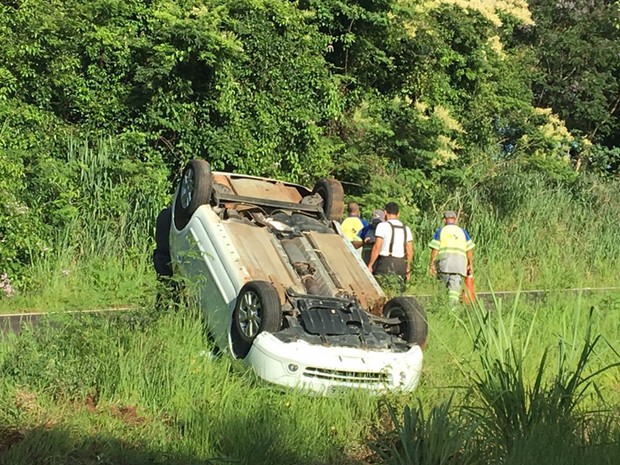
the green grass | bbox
[419,291,620,403]
[0,135,168,313]
[1,146,620,463]
[405,172,620,294]
[0,251,155,314]
[1,291,618,464]
[0,307,381,464]
[374,294,620,465]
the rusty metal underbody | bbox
[224,217,385,312]
[213,172,306,203]
[210,171,385,313]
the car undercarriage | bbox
[157,159,428,393]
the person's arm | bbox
[352,223,364,248]
[367,237,383,273]
[405,241,414,281]
[429,248,438,276]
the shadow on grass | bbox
[0,424,218,465]
[0,402,366,465]
[172,393,369,465]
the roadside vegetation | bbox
[1,293,618,464]
[1,0,619,463]
[2,143,619,312]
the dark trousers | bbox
[374,256,407,282]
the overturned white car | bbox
[154,159,428,395]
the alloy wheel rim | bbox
[180,168,195,209]
[238,291,262,337]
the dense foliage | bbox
[1,3,619,463]
[0,0,619,275]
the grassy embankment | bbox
[408,170,620,294]
[0,143,619,463]
[2,164,620,313]
[0,293,618,464]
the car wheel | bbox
[155,207,172,250]
[154,207,172,277]
[383,297,428,348]
[312,178,344,221]
[174,159,213,230]
[232,281,282,358]
[153,250,172,277]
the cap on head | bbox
[443,210,457,219]
[371,209,385,223]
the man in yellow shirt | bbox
[341,202,366,252]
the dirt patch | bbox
[82,392,146,426]
[0,427,25,453]
[109,405,147,426]
[14,388,40,414]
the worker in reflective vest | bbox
[428,210,475,306]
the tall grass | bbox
[2,141,620,463]
[375,294,620,465]
[408,170,620,292]
[62,136,168,255]
[1,292,618,464]
[372,397,477,465]
[0,136,169,312]
[466,303,619,458]
[0,306,380,464]
[3,149,618,310]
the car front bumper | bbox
[246,332,423,395]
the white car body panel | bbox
[248,333,423,394]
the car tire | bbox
[155,207,172,251]
[383,297,428,348]
[154,207,173,277]
[174,159,213,230]
[231,281,282,358]
[153,250,172,277]
[312,178,345,221]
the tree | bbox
[526,0,620,147]
[308,1,541,204]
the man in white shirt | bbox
[367,202,414,285]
